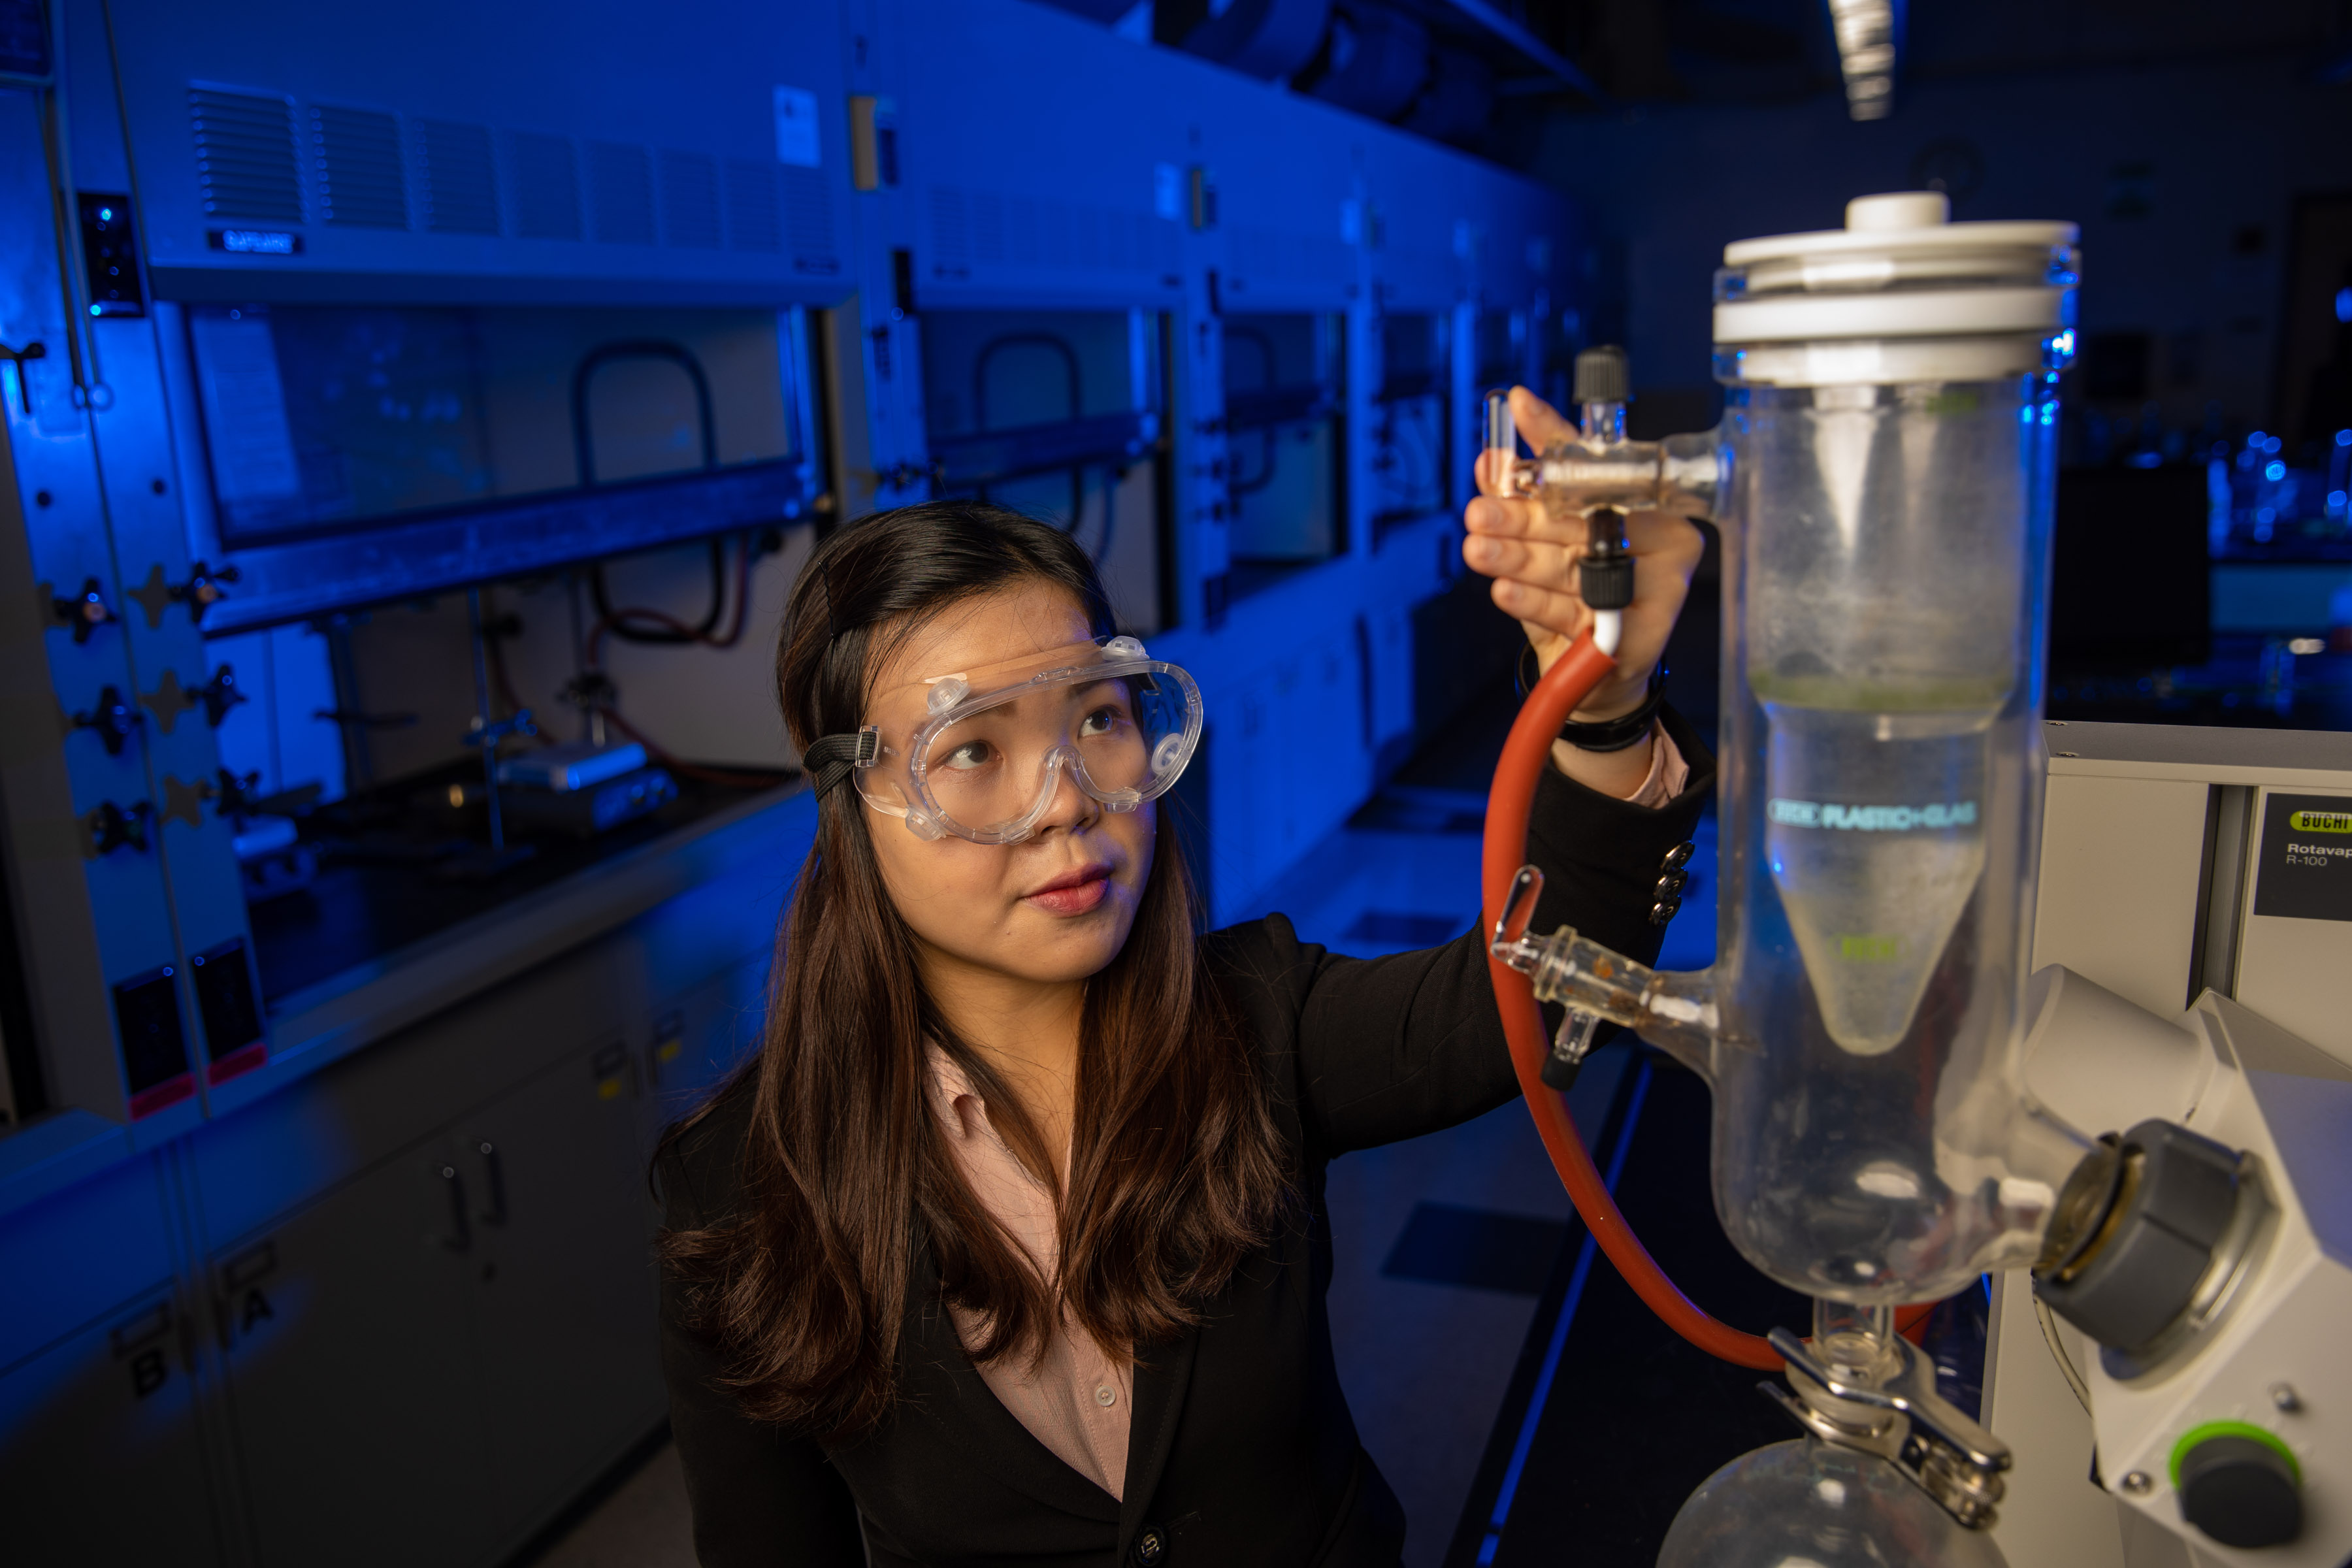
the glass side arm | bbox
[1492,865,1716,1074]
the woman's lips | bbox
[1023,864,1112,916]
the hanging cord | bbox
[1223,325,1281,501]
[570,338,734,645]
[972,331,1090,540]
[1484,629,1935,1370]
[570,535,777,789]
[581,532,756,668]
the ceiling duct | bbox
[1297,3,1431,120]
[1395,45,1493,144]
[1028,0,1142,21]
[1175,0,1333,81]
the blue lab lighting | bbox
[2338,286,2352,324]
[2266,461,2288,482]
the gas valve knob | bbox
[72,684,143,755]
[84,798,152,857]
[172,560,240,625]
[199,663,248,727]
[48,577,116,643]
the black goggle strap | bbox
[804,726,880,799]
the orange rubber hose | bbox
[1482,630,1933,1370]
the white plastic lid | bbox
[1712,191,2079,350]
[1712,191,2079,381]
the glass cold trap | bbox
[1494,194,2095,1309]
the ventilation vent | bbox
[1,0,50,78]
[972,192,1005,265]
[511,131,581,240]
[927,186,968,278]
[417,120,498,234]
[311,106,406,229]
[189,86,302,223]
[1008,197,1040,265]
[777,169,833,273]
[659,151,721,249]
[588,142,654,244]
[724,160,780,252]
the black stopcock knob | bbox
[1573,345,1629,405]
[1580,508,1635,610]
[2176,1429,2302,1549]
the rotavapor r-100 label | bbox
[2253,792,2352,923]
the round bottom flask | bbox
[1658,1440,2009,1568]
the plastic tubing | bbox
[1483,629,1933,1369]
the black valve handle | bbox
[85,798,152,856]
[72,685,142,756]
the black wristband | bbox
[1518,647,1666,753]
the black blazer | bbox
[657,709,1714,1568]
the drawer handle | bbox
[438,1164,470,1253]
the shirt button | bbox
[1134,1525,1166,1565]
[1663,841,1695,870]
[1095,1384,1118,1407]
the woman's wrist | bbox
[1520,643,1659,723]
[1550,726,1658,798]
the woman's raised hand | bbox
[1463,386,1706,726]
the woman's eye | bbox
[1079,706,1128,738]
[943,740,994,770]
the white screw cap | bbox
[1846,191,1951,231]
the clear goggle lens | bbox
[853,638,1201,843]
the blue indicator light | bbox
[98,206,112,221]
[2336,430,2351,448]
[2266,461,2287,482]
[2338,286,2352,324]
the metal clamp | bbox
[1763,1325,2011,1529]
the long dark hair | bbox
[659,499,1290,1437]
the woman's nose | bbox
[1029,752,1098,834]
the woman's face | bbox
[860,581,1155,989]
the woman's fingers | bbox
[1475,387,1576,500]
[1466,490,1614,549]
[1623,506,1708,577]
[1462,531,1574,583]
[1509,385,1577,451]
[1489,574,1592,640]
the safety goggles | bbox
[806,636,1203,844]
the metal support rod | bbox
[323,617,374,789]
[466,587,508,853]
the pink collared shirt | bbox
[1624,727,1689,809]
[928,1048,1136,1500]
[922,730,1684,1497]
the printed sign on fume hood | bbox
[2254,791,2352,923]
[774,86,821,168]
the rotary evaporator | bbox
[1480,193,2352,1566]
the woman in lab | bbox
[655,387,1710,1566]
